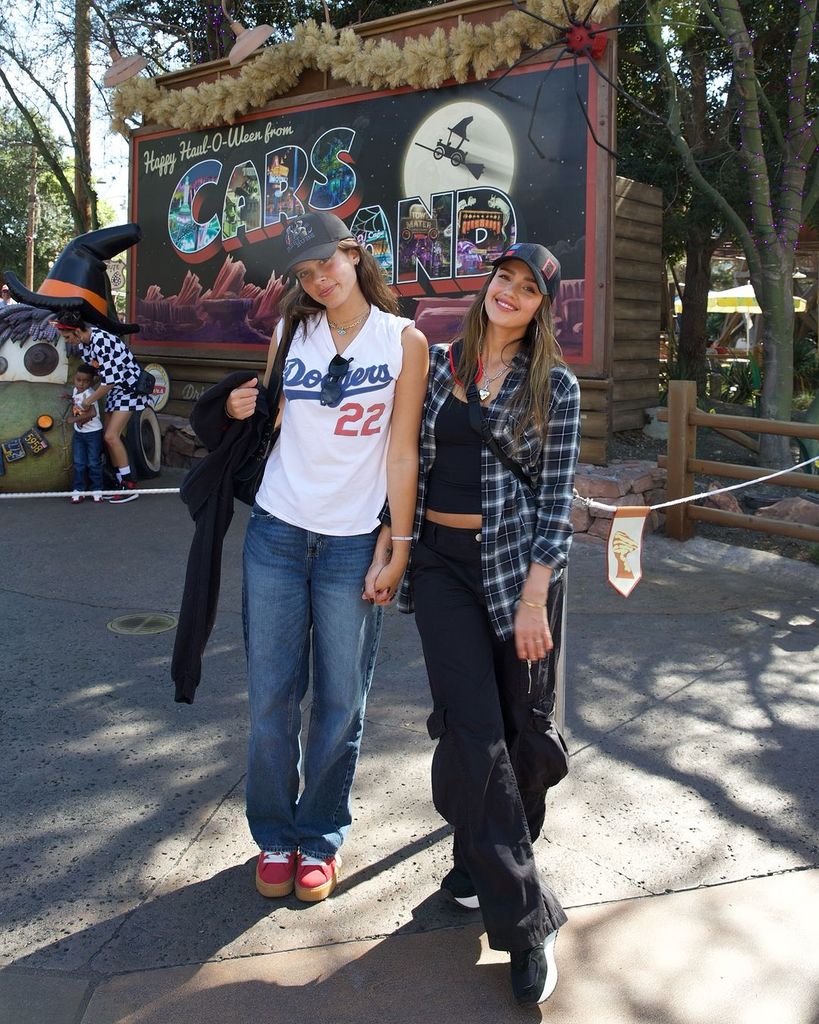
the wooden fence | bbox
[657,380,819,543]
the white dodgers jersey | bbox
[255,306,411,535]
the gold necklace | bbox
[327,309,370,336]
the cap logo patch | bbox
[541,256,558,280]
[284,219,316,254]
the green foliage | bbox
[720,356,762,407]
[793,337,819,399]
[616,1,734,265]
[112,0,440,67]
[0,105,74,283]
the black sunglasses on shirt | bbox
[320,353,352,407]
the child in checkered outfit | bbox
[53,310,148,503]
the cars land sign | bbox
[130,59,603,369]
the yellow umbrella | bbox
[674,284,807,314]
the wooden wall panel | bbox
[611,175,663,441]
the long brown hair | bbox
[454,269,565,443]
[271,240,399,377]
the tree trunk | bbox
[757,263,795,468]
[677,224,714,395]
[74,0,93,233]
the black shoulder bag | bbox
[232,324,296,506]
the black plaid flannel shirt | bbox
[397,343,581,640]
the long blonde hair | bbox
[454,269,565,443]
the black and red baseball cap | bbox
[281,212,354,276]
[493,242,561,302]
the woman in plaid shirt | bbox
[395,242,581,1007]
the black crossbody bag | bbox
[451,341,536,495]
[132,367,156,397]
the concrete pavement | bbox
[1,469,817,1023]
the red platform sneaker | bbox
[295,854,341,902]
[255,850,297,898]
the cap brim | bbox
[492,255,549,296]
[284,240,348,277]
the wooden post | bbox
[665,380,697,540]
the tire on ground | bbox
[126,406,162,479]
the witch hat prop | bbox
[4,223,142,335]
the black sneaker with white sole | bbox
[510,930,558,1006]
[107,479,139,503]
[440,866,480,910]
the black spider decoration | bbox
[490,0,658,161]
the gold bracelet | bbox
[519,597,546,609]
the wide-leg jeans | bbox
[243,508,383,860]
[411,521,569,952]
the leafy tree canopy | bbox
[0,105,75,284]
[110,0,440,69]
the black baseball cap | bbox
[281,212,354,275]
[493,242,561,302]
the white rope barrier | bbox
[0,487,181,499]
[575,454,819,514]
[3,457,817,507]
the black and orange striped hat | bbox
[4,223,142,335]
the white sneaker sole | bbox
[535,930,558,1003]
[452,893,480,910]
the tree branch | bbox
[716,0,778,251]
[646,1,760,278]
[0,42,79,153]
[0,65,84,231]
[754,78,784,150]
[695,0,728,39]
[802,148,819,222]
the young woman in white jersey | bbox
[225,212,428,902]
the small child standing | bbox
[70,363,104,504]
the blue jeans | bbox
[72,429,104,491]
[243,508,383,859]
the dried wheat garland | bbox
[111,0,618,133]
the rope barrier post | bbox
[665,380,697,541]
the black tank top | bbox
[426,392,482,515]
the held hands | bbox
[362,529,408,605]
[514,600,554,662]
[369,560,408,605]
[226,378,260,421]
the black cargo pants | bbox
[411,521,569,952]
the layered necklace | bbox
[327,308,370,336]
[478,360,511,401]
[448,345,516,401]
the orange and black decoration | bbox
[4,224,142,335]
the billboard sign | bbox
[130,58,608,371]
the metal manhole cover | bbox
[107,612,178,635]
